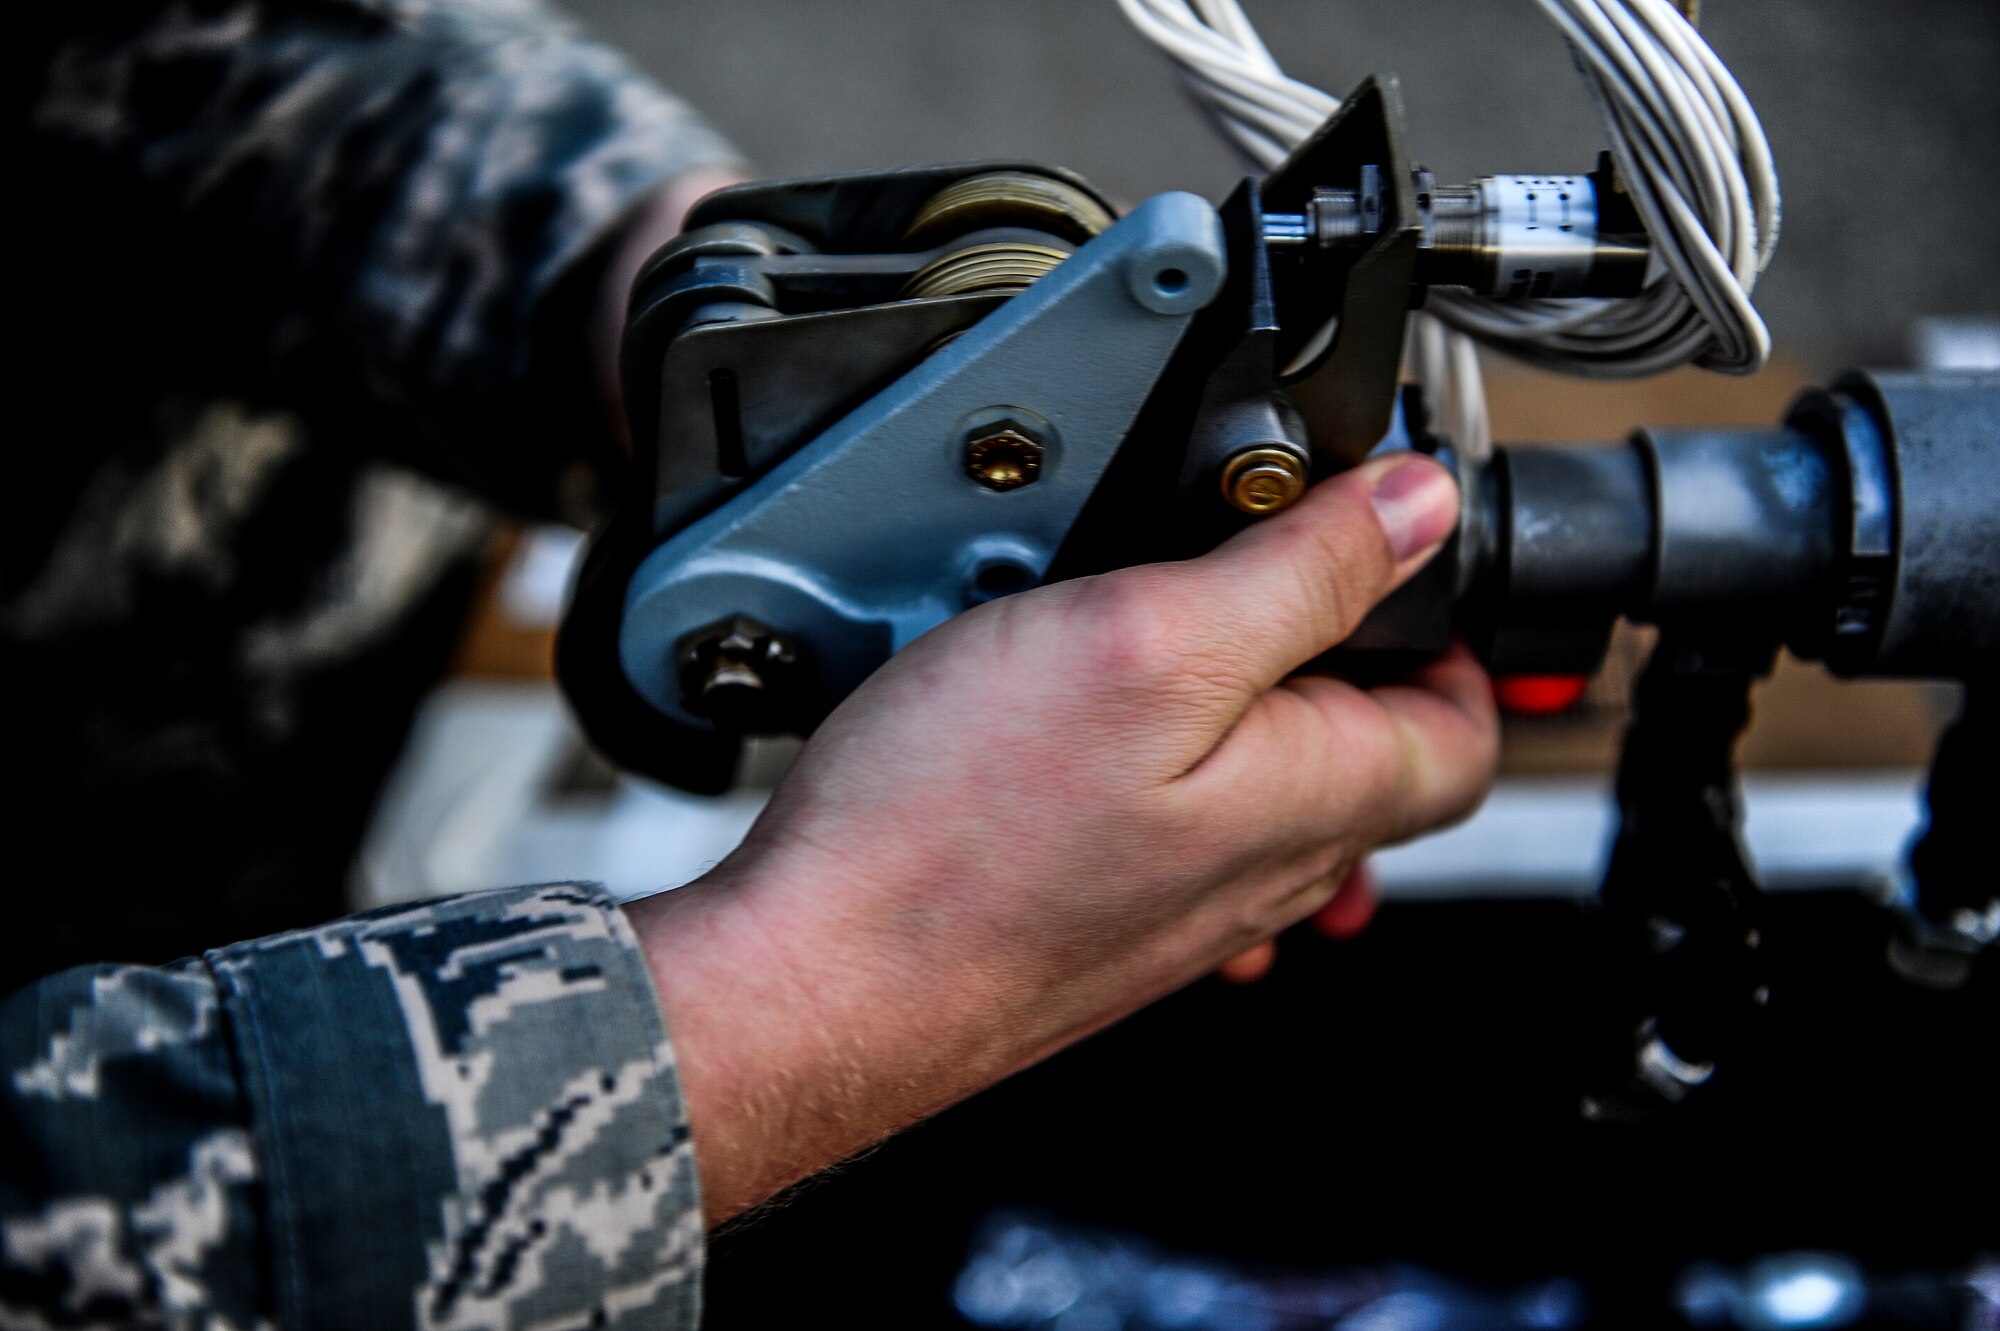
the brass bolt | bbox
[1220,446,1308,515]
[965,427,1045,491]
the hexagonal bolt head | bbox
[675,614,802,732]
[964,427,1046,491]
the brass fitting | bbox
[1221,446,1308,515]
[965,427,1045,491]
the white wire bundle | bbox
[1433,0,1781,378]
[1112,0,1340,172]
[1114,0,1782,448]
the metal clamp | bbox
[617,192,1227,731]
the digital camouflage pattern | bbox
[7,1,733,1322]
[8,0,739,983]
[3,883,704,1331]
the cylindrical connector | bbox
[1422,174,1646,298]
[1471,427,1844,673]
[1475,443,1655,674]
[1263,166,1649,299]
[1398,369,2000,681]
[1821,371,2000,678]
[1263,177,1382,250]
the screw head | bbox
[1220,446,1308,515]
[674,614,801,731]
[965,427,1045,491]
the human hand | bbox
[626,452,1498,1221]
[1215,860,1379,983]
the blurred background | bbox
[364,2,1998,1324]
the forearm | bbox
[624,862,1028,1224]
[3,885,705,1330]
[30,0,742,518]
[626,837,1128,1222]
[628,847,1348,1225]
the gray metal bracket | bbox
[619,191,1228,730]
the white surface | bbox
[1372,772,1922,898]
[1911,316,2000,373]
[498,526,587,627]
[356,682,1925,908]
[354,683,767,907]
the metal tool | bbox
[558,73,1998,1111]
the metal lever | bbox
[616,191,1227,733]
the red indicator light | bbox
[1494,674,1591,716]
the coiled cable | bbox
[1115,0,1782,453]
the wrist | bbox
[624,852,1025,1223]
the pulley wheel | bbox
[903,242,1073,299]
[902,170,1114,248]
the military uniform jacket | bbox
[4,885,704,1330]
[5,0,736,1325]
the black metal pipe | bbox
[1453,370,1998,681]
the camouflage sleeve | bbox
[1,883,703,1331]
[29,0,742,520]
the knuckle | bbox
[1447,722,1503,820]
[1373,723,1421,813]
[1074,568,1187,684]
[1341,713,1418,831]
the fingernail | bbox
[1370,456,1458,561]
